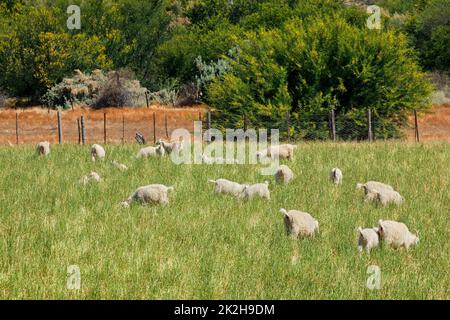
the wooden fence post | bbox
[153,111,156,144]
[77,118,81,144]
[329,109,336,142]
[197,111,203,139]
[164,112,169,139]
[145,91,149,108]
[414,109,420,142]
[206,111,211,142]
[103,113,107,144]
[57,110,63,144]
[122,114,125,144]
[80,115,86,145]
[15,112,19,145]
[367,109,373,142]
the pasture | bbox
[0,142,448,299]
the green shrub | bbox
[42,69,147,109]
[0,5,111,99]
[206,14,432,139]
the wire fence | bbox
[0,108,202,145]
[0,107,447,145]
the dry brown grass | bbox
[0,105,207,144]
[405,105,450,141]
[0,104,448,144]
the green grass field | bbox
[0,142,448,299]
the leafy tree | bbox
[0,4,111,99]
[413,0,450,74]
[206,13,432,139]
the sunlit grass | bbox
[0,141,448,299]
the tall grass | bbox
[0,142,448,299]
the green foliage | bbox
[0,4,111,99]
[206,14,432,139]
[378,0,449,75]
[376,0,431,14]
[0,0,440,140]
[207,29,291,130]
[413,0,450,74]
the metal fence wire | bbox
[0,108,447,145]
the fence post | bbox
[103,113,107,144]
[57,110,63,144]
[367,109,373,142]
[77,118,81,144]
[414,109,420,142]
[206,111,211,142]
[153,111,157,144]
[122,114,125,144]
[80,115,86,145]
[165,112,169,139]
[145,91,149,108]
[15,112,19,145]
[198,111,203,138]
[329,109,336,142]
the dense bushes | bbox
[381,0,450,75]
[206,14,432,138]
[42,69,147,109]
[0,4,111,99]
[413,0,450,74]
[0,91,6,108]
[0,0,441,139]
